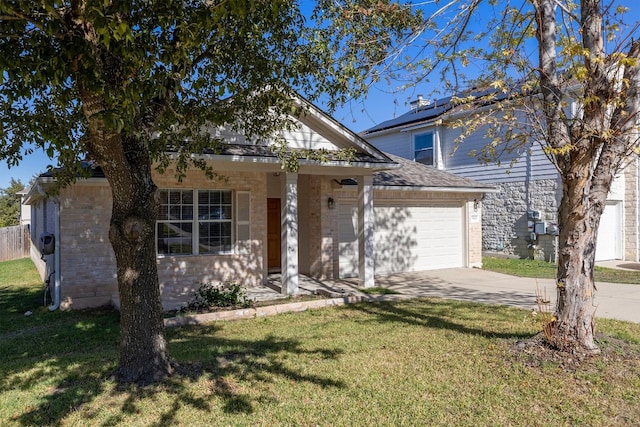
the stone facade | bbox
[482,179,561,260]
[623,158,639,262]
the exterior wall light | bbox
[328,197,335,210]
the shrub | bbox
[182,281,253,312]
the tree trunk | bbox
[105,136,173,384]
[80,93,173,384]
[552,165,605,354]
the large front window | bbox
[414,133,434,166]
[157,189,233,255]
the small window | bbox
[414,133,434,166]
[198,190,233,254]
[157,190,194,255]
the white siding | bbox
[280,121,341,150]
[442,125,559,183]
[204,122,343,151]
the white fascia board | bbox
[399,120,439,133]
[374,185,498,193]
[23,177,109,205]
[22,177,56,204]
[293,96,394,162]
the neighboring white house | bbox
[17,189,31,227]
[23,96,493,311]
[362,94,638,262]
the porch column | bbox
[358,175,375,288]
[281,172,299,295]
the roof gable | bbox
[203,94,395,165]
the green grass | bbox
[360,286,400,295]
[483,256,640,284]
[1,257,640,426]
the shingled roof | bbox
[373,154,494,191]
[364,85,523,134]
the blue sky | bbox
[2,1,639,190]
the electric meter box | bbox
[527,210,542,220]
[534,222,547,235]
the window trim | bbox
[156,189,238,257]
[414,132,434,166]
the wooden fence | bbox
[0,225,31,262]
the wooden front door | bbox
[267,198,281,271]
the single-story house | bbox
[362,93,639,262]
[23,98,494,311]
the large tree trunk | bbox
[81,93,173,385]
[533,0,605,354]
[552,163,606,354]
[106,137,173,384]
[103,136,173,384]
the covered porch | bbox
[266,171,381,297]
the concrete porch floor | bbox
[246,274,367,302]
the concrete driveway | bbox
[376,268,640,323]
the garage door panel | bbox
[374,208,419,274]
[596,201,622,261]
[339,202,464,277]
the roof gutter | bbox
[49,195,61,311]
[373,185,498,193]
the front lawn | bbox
[1,257,640,426]
[483,256,640,284]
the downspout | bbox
[49,196,61,311]
[36,182,61,311]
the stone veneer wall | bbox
[623,158,639,262]
[482,178,561,260]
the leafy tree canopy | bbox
[0,177,25,227]
[0,0,422,182]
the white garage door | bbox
[596,201,622,261]
[339,201,465,278]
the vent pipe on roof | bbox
[409,94,431,111]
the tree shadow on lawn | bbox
[2,296,533,426]
[0,284,50,335]
[3,315,345,427]
[349,298,536,340]
[164,331,346,419]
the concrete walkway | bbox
[376,268,640,323]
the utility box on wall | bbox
[534,222,547,235]
[40,232,55,255]
[527,210,542,221]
